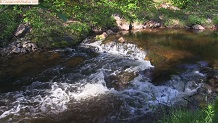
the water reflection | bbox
[123,29,218,65]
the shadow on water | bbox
[0,51,87,93]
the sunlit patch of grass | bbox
[165,18,186,27]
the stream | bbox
[0,29,217,123]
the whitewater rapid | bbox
[0,37,205,122]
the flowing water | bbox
[0,29,217,123]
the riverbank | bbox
[0,0,218,52]
[0,1,218,122]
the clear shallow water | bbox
[0,29,217,123]
[123,29,218,64]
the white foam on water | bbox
[71,83,114,101]
[0,81,114,121]
[0,104,20,119]
[108,67,205,121]
[194,71,205,77]
[118,75,180,115]
[0,38,206,122]
[82,40,147,60]
[40,82,113,113]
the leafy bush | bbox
[187,15,205,25]
[212,17,218,25]
[0,8,20,47]
[67,22,91,38]
[22,8,78,48]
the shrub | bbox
[67,22,91,38]
[212,17,218,25]
[0,9,20,47]
[187,15,205,25]
[170,0,191,9]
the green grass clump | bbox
[158,105,214,123]
[187,15,206,25]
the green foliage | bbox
[185,0,218,19]
[213,99,218,122]
[0,9,20,47]
[39,0,66,13]
[158,108,205,123]
[170,0,190,9]
[51,41,69,48]
[1,0,217,48]
[22,8,77,48]
[159,105,215,123]
[67,22,90,38]
[212,17,218,25]
[23,8,44,28]
[187,15,205,25]
[204,105,214,123]
[39,0,68,22]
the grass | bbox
[151,0,218,28]
[158,105,215,123]
[1,0,218,48]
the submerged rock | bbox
[105,72,137,90]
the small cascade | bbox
[81,39,147,60]
[0,38,206,123]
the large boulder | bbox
[192,24,205,30]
